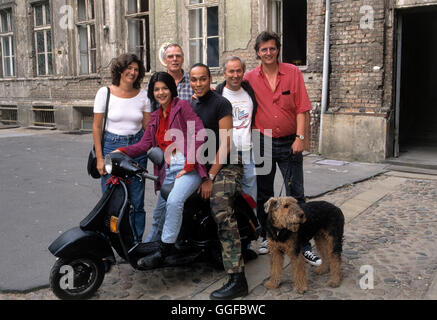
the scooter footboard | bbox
[48,227,113,259]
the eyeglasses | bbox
[259,47,278,54]
[166,54,183,59]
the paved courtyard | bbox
[2,170,437,301]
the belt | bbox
[273,134,296,141]
[260,133,296,141]
[105,130,143,140]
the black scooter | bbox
[48,148,260,300]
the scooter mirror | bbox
[147,147,165,167]
[104,152,142,179]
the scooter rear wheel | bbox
[49,256,105,300]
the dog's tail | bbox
[333,207,345,254]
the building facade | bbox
[0,0,436,162]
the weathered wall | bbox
[328,0,386,114]
[154,0,177,71]
[320,113,388,162]
[395,0,437,7]
[320,0,389,159]
[2,0,435,162]
[224,0,252,51]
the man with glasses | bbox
[244,31,321,267]
[162,43,194,101]
[148,44,194,112]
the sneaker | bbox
[258,239,269,255]
[303,250,322,266]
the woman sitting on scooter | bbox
[114,71,208,268]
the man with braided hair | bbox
[190,63,248,300]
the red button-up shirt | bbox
[244,62,312,138]
[156,103,173,153]
[156,102,195,172]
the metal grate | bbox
[80,107,93,131]
[32,105,55,127]
[0,105,18,125]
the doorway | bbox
[393,6,437,167]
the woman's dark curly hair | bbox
[111,53,146,89]
[147,72,178,104]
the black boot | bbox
[210,272,248,300]
[242,248,258,262]
[137,241,174,268]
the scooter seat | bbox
[159,182,174,201]
[160,182,205,203]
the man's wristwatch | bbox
[296,134,305,140]
[209,173,216,181]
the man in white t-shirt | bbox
[216,56,259,260]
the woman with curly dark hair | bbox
[92,53,151,242]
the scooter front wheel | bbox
[49,256,105,300]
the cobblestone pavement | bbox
[1,172,437,300]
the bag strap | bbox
[100,87,110,149]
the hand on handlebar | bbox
[97,157,107,176]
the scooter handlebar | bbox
[141,171,159,182]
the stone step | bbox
[384,164,437,176]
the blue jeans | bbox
[145,152,202,244]
[101,130,147,242]
[240,150,257,211]
[256,134,305,239]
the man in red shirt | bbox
[244,31,321,266]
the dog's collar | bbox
[268,226,293,242]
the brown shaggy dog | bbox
[264,197,344,294]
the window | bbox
[0,8,15,77]
[76,0,96,74]
[269,0,307,66]
[187,0,219,67]
[0,105,17,125]
[33,2,53,76]
[32,106,55,127]
[126,0,151,71]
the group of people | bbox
[92,31,321,300]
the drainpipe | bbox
[318,0,331,155]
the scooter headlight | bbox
[104,154,112,174]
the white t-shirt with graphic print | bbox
[222,87,253,151]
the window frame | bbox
[75,0,97,75]
[185,0,220,69]
[269,0,282,36]
[0,7,15,78]
[32,2,54,76]
[267,0,307,67]
[125,0,151,72]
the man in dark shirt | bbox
[190,63,248,300]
